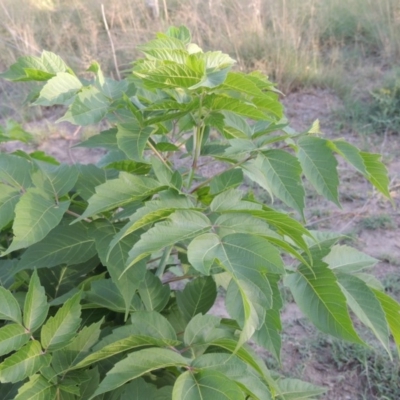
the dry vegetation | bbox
[1,1,400,399]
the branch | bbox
[101,4,121,80]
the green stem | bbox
[189,155,253,194]
[147,140,173,172]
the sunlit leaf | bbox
[0,341,51,384]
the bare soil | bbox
[1,89,399,399]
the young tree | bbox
[0,26,398,399]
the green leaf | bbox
[125,210,211,272]
[209,188,257,212]
[184,314,221,348]
[188,233,284,277]
[372,289,400,357]
[260,150,305,216]
[0,260,17,289]
[72,311,178,370]
[0,153,34,191]
[76,128,118,151]
[0,324,30,357]
[34,72,82,106]
[222,72,264,97]
[209,169,243,195]
[172,370,245,400]
[136,64,202,89]
[75,173,163,221]
[151,157,182,190]
[285,264,363,343]
[297,136,340,206]
[243,156,274,200]
[75,164,106,201]
[360,152,392,199]
[0,340,51,384]
[15,374,57,400]
[192,353,272,400]
[85,279,127,313]
[130,310,178,341]
[275,378,326,399]
[91,221,146,317]
[90,348,188,398]
[166,25,191,43]
[0,51,68,82]
[337,273,390,355]
[206,94,267,120]
[0,287,22,324]
[138,271,170,312]
[190,66,231,90]
[41,291,82,351]
[0,185,20,230]
[252,93,284,120]
[108,190,193,252]
[210,338,273,384]
[176,276,217,320]
[28,151,59,165]
[16,223,96,271]
[214,213,308,266]
[78,367,100,400]
[0,382,23,400]
[324,244,378,273]
[73,334,178,371]
[23,270,49,333]
[329,140,367,175]
[0,120,33,143]
[188,233,282,346]
[2,189,70,255]
[120,378,157,400]
[252,274,282,361]
[52,319,103,374]
[234,208,313,255]
[31,164,79,198]
[116,123,153,162]
[225,278,271,328]
[253,309,282,362]
[222,111,253,138]
[58,86,109,126]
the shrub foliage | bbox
[0,26,398,399]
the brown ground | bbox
[1,89,399,399]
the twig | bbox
[101,4,121,80]
[161,0,169,22]
[147,140,173,172]
[162,274,193,285]
[66,209,91,223]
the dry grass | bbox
[0,0,400,117]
